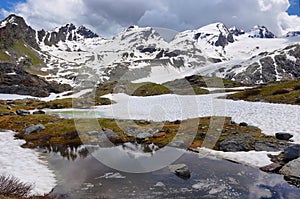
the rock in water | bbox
[283,144,300,162]
[260,163,282,172]
[275,133,293,141]
[280,158,300,178]
[22,124,45,134]
[169,164,191,179]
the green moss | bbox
[132,83,171,96]
[94,81,172,97]
[11,40,43,66]
[227,79,300,105]
[0,50,11,62]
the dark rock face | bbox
[215,33,234,48]
[22,124,45,135]
[276,133,293,141]
[219,137,251,152]
[225,44,300,84]
[0,14,39,50]
[249,26,275,38]
[283,144,300,162]
[0,63,72,97]
[38,23,99,46]
[286,31,300,37]
[229,27,245,36]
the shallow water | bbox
[48,145,300,199]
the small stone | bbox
[154,182,165,187]
[153,132,167,138]
[16,109,30,116]
[22,124,45,135]
[239,122,248,127]
[33,110,46,115]
[6,105,12,110]
[275,133,293,141]
[55,104,64,109]
[50,118,60,123]
[260,163,282,172]
[87,131,99,136]
[9,112,16,116]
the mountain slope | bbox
[0,14,300,88]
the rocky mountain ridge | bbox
[0,14,300,87]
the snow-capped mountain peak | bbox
[248,25,275,38]
[37,23,99,46]
[229,26,245,36]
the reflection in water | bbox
[42,144,91,161]
[48,144,300,199]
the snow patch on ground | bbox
[0,131,56,195]
[100,93,300,144]
[0,89,92,101]
[196,148,280,167]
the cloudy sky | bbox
[0,0,300,37]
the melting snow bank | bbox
[100,93,300,144]
[0,89,92,101]
[0,131,56,195]
[196,148,281,168]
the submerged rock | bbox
[169,164,191,179]
[275,133,293,141]
[260,163,282,173]
[22,124,45,134]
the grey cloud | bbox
[1,0,299,37]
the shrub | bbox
[0,175,32,197]
[242,89,261,98]
[272,89,290,95]
[293,85,300,90]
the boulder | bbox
[275,133,293,141]
[219,137,251,152]
[16,109,30,116]
[253,141,286,152]
[283,144,300,162]
[22,124,45,135]
[169,164,191,179]
[280,158,300,178]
